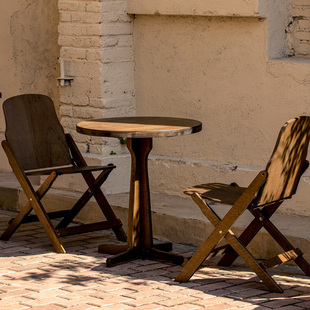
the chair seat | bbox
[184,183,247,205]
[25,164,116,176]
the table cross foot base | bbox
[102,245,184,267]
[98,241,173,255]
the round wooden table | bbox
[77,117,202,266]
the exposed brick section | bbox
[58,0,135,154]
[1,210,310,309]
[290,0,310,57]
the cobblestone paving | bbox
[0,210,309,309]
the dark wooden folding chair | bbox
[175,116,310,292]
[0,94,127,253]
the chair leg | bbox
[55,168,114,229]
[93,187,127,242]
[175,232,223,282]
[294,257,310,277]
[175,225,282,292]
[1,170,59,242]
[176,218,282,291]
[176,171,266,281]
[175,172,285,292]
[66,134,127,241]
[30,197,66,253]
[1,141,66,253]
[224,230,283,293]
[253,207,310,277]
[0,201,33,241]
[175,189,282,292]
[218,202,281,267]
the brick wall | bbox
[291,0,310,57]
[58,0,135,156]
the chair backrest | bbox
[259,116,310,206]
[3,94,72,171]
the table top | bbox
[76,116,202,138]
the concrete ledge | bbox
[267,57,310,82]
[0,172,309,263]
[127,0,261,17]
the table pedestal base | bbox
[98,137,185,267]
[98,242,184,267]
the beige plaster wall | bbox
[0,0,60,171]
[132,14,310,217]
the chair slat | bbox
[3,94,72,170]
[260,117,310,205]
[261,249,303,270]
[25,164,116,176]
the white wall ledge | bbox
[271,57,310,65]
[267,57,310,85]
[126,0,262,17]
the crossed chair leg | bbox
[0,139,127,253]
[175,171,310,293]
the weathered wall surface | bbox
[290,0,310,57]
[0,0,60,171]
[132,14,310,217]
[127,0,260,17]
[57,0,135,194]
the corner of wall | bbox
[258,0,292,59]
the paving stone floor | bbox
[0,209,309,309]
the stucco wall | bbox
[132,14,310,217]
[0,0,60,171]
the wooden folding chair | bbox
[0,94,127,253]
[175,116,310,292]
